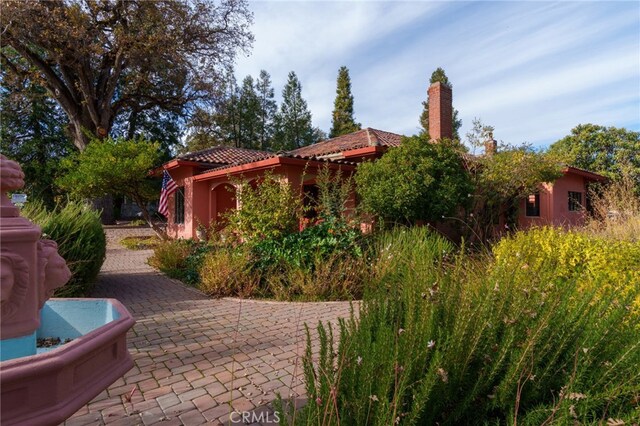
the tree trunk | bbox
[133,194,169,240]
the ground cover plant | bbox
[120,235,161,250]
[22,200,106,297]
[278,225,640,425]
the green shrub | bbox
[224,172,303,244]
[252,218,365,272]
[280,227,640,425]
[493,227,640,316]
[355,136,473,225]
[23,200,106,297]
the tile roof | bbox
[178,146,275,165]
[288,128,403,158]
[172,128,404,174]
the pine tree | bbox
[209,76,246,148]
[273,71,315,150]
[1,77,73,207]
[419,67,462,140]
[330,66,360,138]
[255,70,277,151]
[239,75,261,149]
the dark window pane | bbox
[174,187,185,224]
[568,191,582,211]
[526,193,540,217]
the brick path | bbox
[65,226,354,426]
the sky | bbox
[234,1,640,148]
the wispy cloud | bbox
[235,1,640,147]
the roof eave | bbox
[193,156,357,182]
[563,166,608,182]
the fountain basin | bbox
[0,298,135,426]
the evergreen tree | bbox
[0,72,73,207]
[330,66,360,138]
[419,67,462,140]
[239,75,261,149]
[255,70,277,151]
[273,71,315,150]
[226,77,243,148]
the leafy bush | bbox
[56,137,166,237]
[280,227,640,425]
[224,172,303,244]
[493,227,640,316]
[356,136,473,225]
[252,218,365,272]
[23,200,106,297]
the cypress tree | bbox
[419,67,462,140]
[330,66,360,138]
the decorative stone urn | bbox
[0,155,136,425]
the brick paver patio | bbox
[65,227,354,426]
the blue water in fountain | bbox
[0,300,121,361]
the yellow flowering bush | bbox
[492,227,640,315]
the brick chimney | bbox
[484,131,497,155]
[428,81,453,141]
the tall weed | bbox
[585,174,640,241]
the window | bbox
[174,187,185,224]
[303,184,319,219]
[568,191,583,212]
[526,193,540,217]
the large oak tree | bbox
[549,124,640,192]
[1,0,253,150]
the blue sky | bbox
[235,1,640,148]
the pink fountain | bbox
[0,155,135,425]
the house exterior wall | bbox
[517,173,589,229]
[549,173,588,226]
[518,183,553,229]
[166,167,196,239]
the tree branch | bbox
[5,39,79,119]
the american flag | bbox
[158,170,178,217]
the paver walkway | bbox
[65,227,355,426]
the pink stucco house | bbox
[162,82,605,239]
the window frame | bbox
[568,191,583,212]
[174,187,185,224]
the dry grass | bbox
[584,175,640,241]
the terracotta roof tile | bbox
[178,146,275,165]
[173,128,404,173]
[288,128,403,158]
